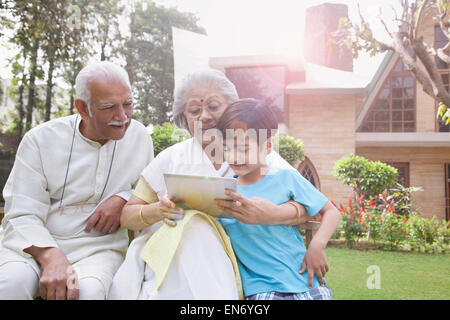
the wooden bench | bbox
[298,221,320,248]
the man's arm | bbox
[2,132,81,300]
[2,132,57,255]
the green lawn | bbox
[324,247,450,300]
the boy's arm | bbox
[299,201,340,289]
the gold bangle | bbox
[287,201,302,220]
[139,205,151,227]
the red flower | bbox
[368,200,374,208]
[357,194,365,204]
[388,205,395,213]
[403,218,408,224]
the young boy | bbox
[215,98,340,300]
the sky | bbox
[0,0,401,80]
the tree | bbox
[120,1,206,126]
[151,122,189,156]
[333,154,399,199]
[0,0,205,134]
[275,135,305,167]
[333,0,450,126]
[0,0,123,132]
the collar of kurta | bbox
[75,118,116,148]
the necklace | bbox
[59,115,117,208]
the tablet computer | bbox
[163,173,237,218]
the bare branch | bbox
[411,35,450,106]
[437,1,450,42]
[437,46,450,64]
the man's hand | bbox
[299,239,329,289]
[85,195,126,234]
[24,246,79,300]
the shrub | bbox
[333,154,398,198]
[405,214,450,245]
[275,135,305,167]
[377,212,408,250]
[151,122,189,156]
[332,182,450,253]
[335,197,367,247]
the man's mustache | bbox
[108,118,130,126]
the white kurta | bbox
[108,138,293,300]
[0,114,153,290]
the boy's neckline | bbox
[236,166,275,187]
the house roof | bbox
[356,132,450,147]
[209,54,304,72]
[285,62,370,95]
[210,53,372,95]
[355,51,399,130]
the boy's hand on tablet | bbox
[215,189,278,225]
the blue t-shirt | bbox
[218,167,328,297]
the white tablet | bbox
[163,173,237,218]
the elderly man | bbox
[0,61,153,300]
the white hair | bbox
[75,61,131,116]
[173,69,239,130]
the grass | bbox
[324,247,450,300]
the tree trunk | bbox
[44,52,55,122]
[16,71,26,136]
[25,34,39,131]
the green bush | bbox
[275,135,305,166]
[333,154,398,197]
[405,214,450,245]
[151,122,189,157]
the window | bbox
[435,26,449,70]
[225,66,286,122]
[297,157,321,190]
[359,58,416,132]
[385,162,410,187]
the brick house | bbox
[209,3,450,220]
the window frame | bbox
[297,156,321,190]
[225,64,288,123]
[358,57,417,133]
[385,161,410,188]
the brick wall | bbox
[287,93,358,206]
[357,146,450,219]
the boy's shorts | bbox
[245,286,332,300]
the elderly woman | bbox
[108,69,311,300]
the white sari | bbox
[108,138,292,300]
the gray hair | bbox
[173,69,239,130]
[75,61,131,116]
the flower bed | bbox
[331,186,450,254]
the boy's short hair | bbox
[216,98,278,143]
